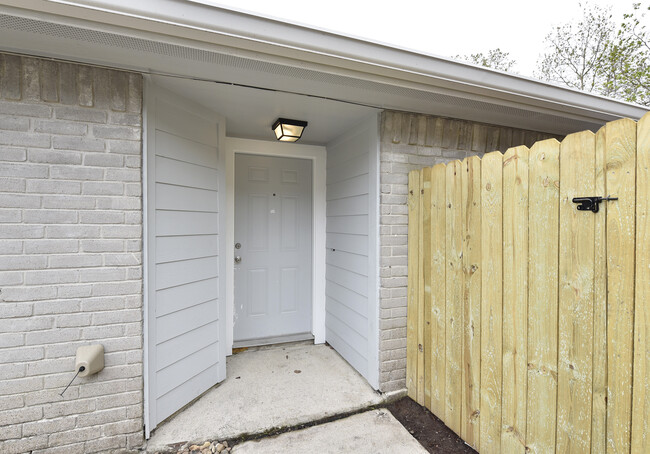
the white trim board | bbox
[225,137,327,353]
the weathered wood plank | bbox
[407,170,421,401]
[417,169,427,406]
[422,167,433,411]
[430,163,447,417]
[557,130,595,453]
[445,160,463,435]
[502,146,529,454]
[592,126,608,454]
[480,151,503,454]
[461,156,481,448]
[526,139,560,454]
[606,118,636,454]
[632,112,650,453]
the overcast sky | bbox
[198,0,636,76]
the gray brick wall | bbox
[0,54,144,453]
[377,110,561,393]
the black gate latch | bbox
[572,196,618,213]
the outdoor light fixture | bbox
[272,118,308,142]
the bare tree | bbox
[536,2,650,106]
[536,3,615,92]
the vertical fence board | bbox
[462,156,481,448]
[526,139,560,454]
[407,115,644,454]
[430,164,447,417]
[502,146,529,454]
[422,168,433,410]
[446,161,464,434]
[480,151,503,454]
[592,126,608,454]
[606,118,637,454]
[632,112,650,453]
[557,131,596,453]
[407,170,421,401]
[417,171,426,406]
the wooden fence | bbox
[406,113,650,454]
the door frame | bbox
[225,138,327,354]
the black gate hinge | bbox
[572,196,618,213]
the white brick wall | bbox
[377,111,561,392]
[0,54,144,453]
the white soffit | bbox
[0,0,646,135]
[150,75,378,145]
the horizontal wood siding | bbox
[326,123,374,380]
[152,97,222,426]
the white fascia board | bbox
[1,0,647,121]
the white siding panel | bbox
[156,130,218,168]
[326,194,369,217]
[325,280,368,317]
[156,343,220,397]
[155,256,218,290]
[156,235,219,263]
[148,86,225,433]
[156,99,218,147]
[155,183,219,212]
[327,215,368,235]
[326,174,369,201]
[327,153,369,185]
[156,155,219,190]
[327,132,370,169]
[326,264,368,297]
[326,233,368,256]
[325,115,379,388]
[326,319,368,377]
[156,300,218,344]
[156,278,219,317]
[156,211,219,237]
[156,363,221,424]
[326,249,368,276]
[326,297,368,339]
[156,321,220,370]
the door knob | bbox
[235,256,242,264]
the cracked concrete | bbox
[231,409,428,454]
[147,343,388,452]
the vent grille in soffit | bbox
[0,13,596,134]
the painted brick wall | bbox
[378,110,561,392]
[0,54,144,453]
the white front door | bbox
[146,85,226,434]
[233,154,312,345]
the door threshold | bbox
[232,332,314,349]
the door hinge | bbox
[572,196,618,213]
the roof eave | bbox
[1,0,647,122]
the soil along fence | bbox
[406,113,650,454]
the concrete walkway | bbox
[232,409,428,454]
[147,343,387,451]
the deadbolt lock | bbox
[235,243,241,249]
[235,256,242,264]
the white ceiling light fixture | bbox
[272,118,308,142]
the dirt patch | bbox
[386,397,477,454]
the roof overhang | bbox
[0,0,646,135]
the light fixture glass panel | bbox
[274,124,284,140]
[282,124,304,138]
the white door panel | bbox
[234,154,312,343]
